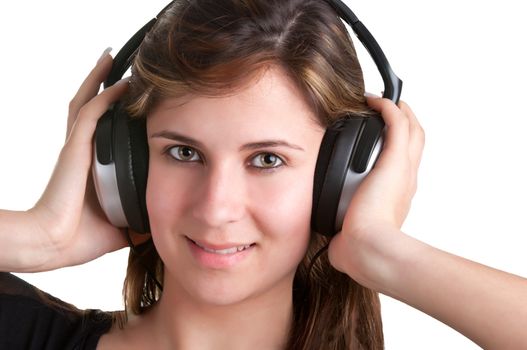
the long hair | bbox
[115,0,384,348]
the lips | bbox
[186,237,255,255]
[185,236,256,269]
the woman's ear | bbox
[128,229,153,247]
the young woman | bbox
[1,0,526,349]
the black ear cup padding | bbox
[312,117,365,236]
[128,115,150,233]
[113,103,150,233]
[311,122,341,232]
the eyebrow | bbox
[150,130,305,152]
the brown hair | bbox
[116,0,383,348]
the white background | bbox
[1,1,526,349]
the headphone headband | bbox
[326,0,402,102]
[104,0,402,103]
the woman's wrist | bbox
[330,224,426,297]
[364,227,428,298]
[0,209,54,272]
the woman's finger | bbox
[398,100,425,172]
[365,96,410,168]
[39,77,130,234]
[66,48,113,137]
[52,77,130,202]
[67,77,130,148]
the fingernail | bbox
[115,76,131,85]
[97,47,113,65]
[364,92,380,99]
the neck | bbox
[144,272,294,350]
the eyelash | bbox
[163,145,286,173]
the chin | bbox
[197,288,252,307]
[169,266,296,309]
[182,274,263,307]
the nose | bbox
[191,163,246,228]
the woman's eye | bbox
[250,153,284,169]
[165,147,282,170]
[167,146,201,162]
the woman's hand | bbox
[328,97,527,350]
[1,50,147,273]
[328,95,425,292]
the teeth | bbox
[195,241,252,255]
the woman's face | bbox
[146,67,325,306]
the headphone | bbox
[92,0,402,238]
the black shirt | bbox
[0,272,113,350]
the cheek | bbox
[250,170,314,258]
[145,164,188,233]
[253,168,314,228]
[251,178,313,284]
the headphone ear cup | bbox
[351,114,384,174]
[92,102,150,233]
[311,114,384,237]
[312,117,364,236]
[112,103,150,233]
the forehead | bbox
[147,67,322,136]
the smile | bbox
[186,237,256,269]
[193,241,253,255]
[186,236,256,255]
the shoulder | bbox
[0,272,113,350]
